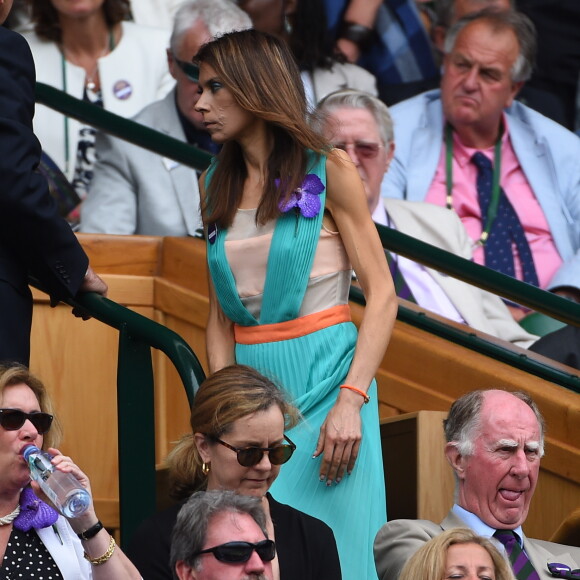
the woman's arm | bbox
[199,172,236,373]
[336,0,382,62]
[314,149,397,484]
[40,449,142,579]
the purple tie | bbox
[494,529,540,580]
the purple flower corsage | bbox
[277,174,325,218]
[13,486,59,531]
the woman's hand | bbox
[313,389,364,485]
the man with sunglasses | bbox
[171,490,274,580]
[81,0,251,236]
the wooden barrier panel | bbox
[29,234,580,541]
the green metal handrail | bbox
[31,279,206,545]
[349,286,580,394]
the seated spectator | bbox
[373,389,580,579]
[0,363,140,578]
[323,0,439,105]
[399,528,516,580]
[314,88,537,348]
[430,0,567,125]
[382,9,580,323]
[22,0,175,209]
[237,0,378,109]
[170,490,274,580]
[80,0,251,236]
[126,365,342,580]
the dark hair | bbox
[195,29,330,229]
[30,0,130,42]
[289,0,344,72]
[444,8,536,82]
[167,365,299,500]
[170,490,268,572]
[443,389,545,456]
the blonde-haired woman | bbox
[399,528,517,580]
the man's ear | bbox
[445,442,466,479]
[175,560,196,580]
[506,80,525,108]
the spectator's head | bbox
[399,527,516,580]
[171,490,274,580]
[433,0,514,51]
[30,0,130,42]
[168,0,252,129]
[443,389,544,529]
[440,9,536,147]
[314,89,394,215]
[0,363,63,492]
[167,365,299,501]
[0,0,13,25]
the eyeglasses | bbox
[207,434,296,467]
[173,56,199,82]
[194,539,276,564]
[0,409,53,434]
[332,141,383,159]
[548,563,580,579]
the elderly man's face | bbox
[441,20,522,144]
[322,107,393,215]
[175,511,273,580]
[447,390,542,529]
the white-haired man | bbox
[81,0,251,236]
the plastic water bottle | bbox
[22,445,91,518]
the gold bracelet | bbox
[84,535,116,566]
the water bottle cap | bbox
[22,444,40,460]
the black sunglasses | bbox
[207,434,296,467]
[174,56,199,82]
[0,409,53,434]
[332,141,384,159]
[194,539,276,564]
[548,563,580,579]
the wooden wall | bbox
[29,234,580,541]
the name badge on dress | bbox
[113,80,133,100]
[207,223,217,244]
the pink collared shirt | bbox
[425,116,562,289]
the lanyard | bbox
[445,123,503,246]
[60,29,115,173]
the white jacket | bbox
[23,21,174,181]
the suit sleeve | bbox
[373,519,441,580]
[0,28,88,298]
[81,129,138,234]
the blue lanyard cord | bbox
[445,123,503,246]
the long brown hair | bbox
[195,29,330,228]
[167,365,299,500]
[30,0,130,42]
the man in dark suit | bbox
[374,389,580,579]
[0,0,107,365]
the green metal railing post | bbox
[116,326,157,546]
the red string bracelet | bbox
[340,384,370,404]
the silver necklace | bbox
[0,505,20,526]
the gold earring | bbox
[202,462,210,475]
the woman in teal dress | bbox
[195,29,397,579]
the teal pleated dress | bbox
[206,153,386,579]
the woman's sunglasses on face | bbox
[206,434,296,467]
[0,409,53,434]
[193,539,276,564]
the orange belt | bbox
[234,304,351,345]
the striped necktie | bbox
[385,250,416,303]
[493,529,540,580]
